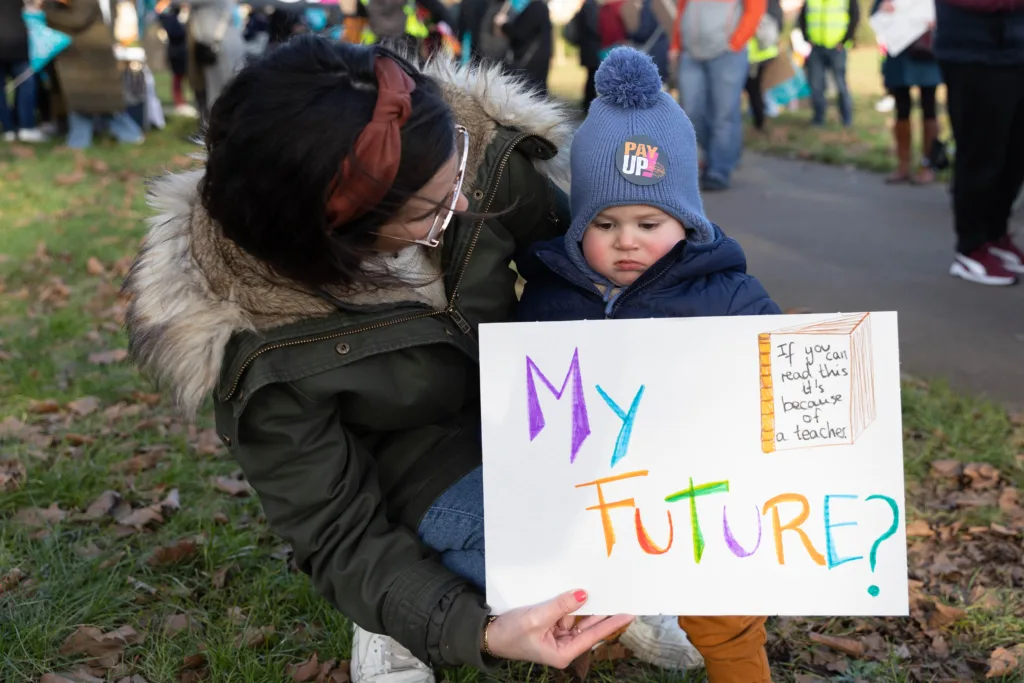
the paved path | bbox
[704,153,1024,408]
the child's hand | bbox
[880,0,895,12]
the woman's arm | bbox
[227,383,495,670]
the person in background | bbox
[624,0,670,83]
[495,0,552,95]
[186,0,245,115]
[935,0,1024,286]
[670,0,767,192]
[1,0,47,142]
[563,0,600,107]
[873,0,940,185]
[798,0,858,127]
[44,0,145,148]
[158,3,194,117]
[744,0,781,132]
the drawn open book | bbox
[758,313,876,453]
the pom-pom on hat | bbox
[566,47,714,279]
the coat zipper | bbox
[223,132,531,402]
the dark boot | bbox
[886,120,912,184]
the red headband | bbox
[325,57,416,228]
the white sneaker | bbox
[2,131,15,143]
[17,128,49,143]
[949,248,1017,286]
[619,615,704,671]
[351,626,435,683]
[173,103,199,119]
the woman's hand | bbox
[881,0,895,12]
[484,590,634,669]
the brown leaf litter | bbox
[147,538,199,567]
[58,625,144,669]
[212,473,254,497]
[768,457,1024,681]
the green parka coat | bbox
[124,58,574,672]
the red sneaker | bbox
[950,245,1018,286]
[989,235,1024,274]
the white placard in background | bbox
[869,0,935,57]
[480,313,908,617]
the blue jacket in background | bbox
[934,0,1024,65]
[515,225,782,322]
[631,0,670,82]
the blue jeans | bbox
[417,466,485,589]
[0,61,37,132]
[806,45,852,126]
[67,111,144,149]
[677,49,749,186]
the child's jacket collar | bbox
[529,222,749,314]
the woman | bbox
[186,0,245,114]
[496,0,552,94]
[123,36,631,683]
[874,0,942,185]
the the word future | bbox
[524,349,899,590]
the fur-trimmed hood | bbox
[123,57,575,416]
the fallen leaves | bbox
[67,396,101,417]
[0,458,26,491]
[193,428,224,456]
[15,502,66,528]
[58,625,144,669]
[986,644,1024,678]
[808,632,865,658]
[162,613,200,638]
[212,474,254,497]
[86,257,106,276]
[83,490,122,520]
[88,348,128,365]
[111,449,164,475]
[147,538,198,567]
[287,653,321,682]
[0,567,26,595]
[905,519,934,538]
[235,625,275,649]
[40,669,105,683]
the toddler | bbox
[516,46,778,683]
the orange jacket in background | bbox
[670,0,767,56]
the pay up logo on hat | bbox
[616,135,667,186]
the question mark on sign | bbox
[864,494,900,597]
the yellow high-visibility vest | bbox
[748,38,780,64]
[358,0,429,44]
[805,0,850,49]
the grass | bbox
[2,71,1022,683]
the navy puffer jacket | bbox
[516,224,782,321]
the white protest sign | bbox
[479,312,909,617]
[869,0,935,57]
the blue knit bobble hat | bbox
[566,47,714,279]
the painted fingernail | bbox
[574,590,587,603]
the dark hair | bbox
[200,36,456,289]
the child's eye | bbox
[639,223,659,230]
[592,222,613,230]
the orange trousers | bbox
[677,616,771,683]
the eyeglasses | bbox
[378,125,470,249]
